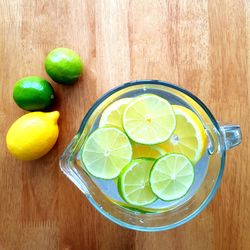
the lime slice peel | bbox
[118,158,157,206]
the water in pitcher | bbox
[77,87,211,213]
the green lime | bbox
[81,127,132,179]
[150,154,194,201]
[45,48,83,84]
[122,94,176,145]
[13,76,54,111]
[118,158,157,206]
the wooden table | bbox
[0,0,248,249]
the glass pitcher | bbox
[59,80,242,232]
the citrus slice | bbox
[99,98,131,130]
[109,198,169,214]
[152,145,169,155]
[157,105,207,164]
[81,127,132,179]
[150,154,194,201]
[118,158,157,206]
[132,143,165,159]
[123,94,176,145]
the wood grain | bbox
[0,0,249,249]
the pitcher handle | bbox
[220,124,242,150]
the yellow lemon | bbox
[132,143,167,159]
[6,111,59,160]
[157,105,207,164]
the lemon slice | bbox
[99,98,132,130]
[150,154,194,201]
[118,158,157,206]
[123,94,176,145]
[132,143,164,159]
[158,105,207,164]
[81,127,132,179]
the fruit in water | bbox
[99,98,132,130]
[157,105,207,164]
[150,154,194,201]
[123,94,176,145]
[118,158,157,206]
[80,94,207,210]
[81,127,132,179]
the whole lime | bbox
[13,76,55,111]
[45,48,84,84]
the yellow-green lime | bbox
[45,48,83,84]
[118,158,157,206]
[81,127,132,179]
[150,154,194,201]
[99,98,132,130]
[13,76,54,111]
[123,94,176,145]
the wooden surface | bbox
[0,0,249,249]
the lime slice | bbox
[81,127,132,179]
[152,145,169,155]
[118,158,157,206]
[132,143,164,159]
[99,98,132,130]
[109,198,169,214]
[150,154,194,201]
[157,105,207,164]
[123,94,176,145]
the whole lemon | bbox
[6,111,60,160]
